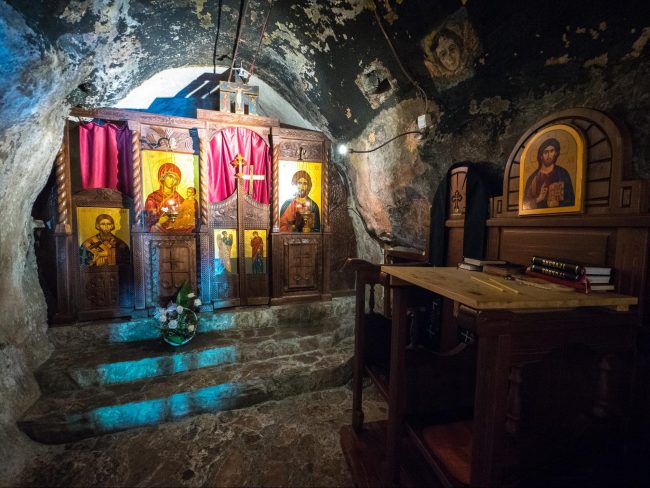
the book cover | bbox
[458,262,482,271]
[530,256,585,276]
[584,266,612,275]
[529,264,582,281]
[463,257,507,266]
[586,275,611,284]
[525,269,590,292]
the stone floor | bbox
[16,384,387,488]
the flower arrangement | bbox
[154,281,202,346]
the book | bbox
[482,263,526,277]
[586,275,611,284]
[463,257,507,267]
[529,264,582,281]
[525,269,590,292]
[590,284,615,291]
[584,266,612,275]
[530,256,585,276]
[458,262,482,271]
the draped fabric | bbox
[79,122,133,196]
[207,127,271,203]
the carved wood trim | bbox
[206,123,271,144]
[243,194,270,228]
[272,127,327,142]
[272,144,280,232]
[145,235,197,307]
[199,130,209,226]
[322,141,330,231]
[209,192,238,227]
[133,232,146,310]
[197,108,279,128]
[55,141,71,233]
[130,127,143,227]
[71,107,199,129]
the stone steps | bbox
[37,321,342,392]
[19,298,355,444]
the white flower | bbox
[176,305,184,314]
[187,292,195,298]
[193,298,202,307]
[188,324,195,332]
[168,319,178,329]
[158,313,167,323]
[167,302,177,312]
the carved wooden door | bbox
[202,132,272,309]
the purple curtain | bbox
[208,127,271,203]
[79,122,133,196]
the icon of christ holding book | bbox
[523,138,575,210]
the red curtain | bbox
[79,122,133,196]
[207,127,271,203]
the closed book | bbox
[586,275,611,284]
[584,266,612,275]
[458,262,482,271]
[530,256,585,276]
[463,257,507,266]
[525,269,590,292]
[529,264,582,281]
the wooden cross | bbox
[230,154,265,195]
[451,190,463,213]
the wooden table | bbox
[379,266,638,487]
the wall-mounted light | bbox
[337,129,425,156]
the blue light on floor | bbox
[108,321,161,343]
[76,346,238,386]
[84,382,241,432]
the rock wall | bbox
[1,0,650,481]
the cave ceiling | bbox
[4,0,650,250]
[5,0,461,138]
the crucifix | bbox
[230,154,266,195]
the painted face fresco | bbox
[435,34,462,73]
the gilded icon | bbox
[278,161,322,233]
[518,124,586,216]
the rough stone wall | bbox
[1,0,650,481]
[0,1,143,481]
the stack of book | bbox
[458,257,506,272]
[526,256,614,292]
[583,265,614,291]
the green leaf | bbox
[176,281,192,307]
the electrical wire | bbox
[249,0,274,78]
[367,0,429,113]
[228,0,251,82]
[212,0,224,74]
[349,130,423,154]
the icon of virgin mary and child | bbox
[144,163,197,232]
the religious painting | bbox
[245,229,267,274]
[142,150,199,232]
[518,124,586,216]
[77,207,130,267]
[214,228,238,275]
[140,125,197,153]
[278,160,322,233]
[421,9,480,90]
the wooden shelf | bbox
[406,420,473,487]
[340,421,444,488]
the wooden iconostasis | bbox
[49,108,335,322]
